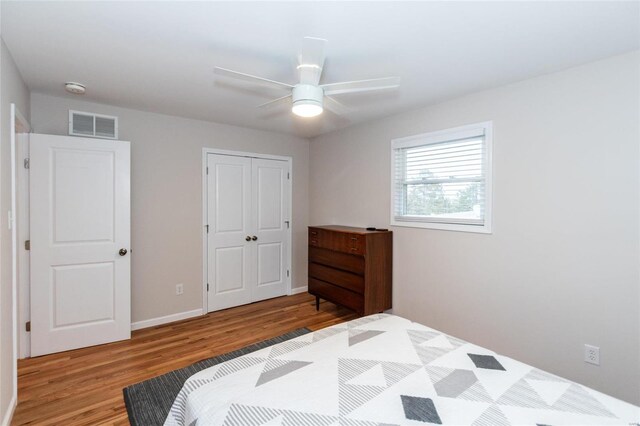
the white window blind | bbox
[391,122,492,233]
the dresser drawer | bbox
[308,278,363,314]
[308,247,365,275]
[339,233,365,255]
[309,263,364,294]
[309,228,365,255]
[308,228,323,247]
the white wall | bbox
[30,93,309,324]
[310,51,640,405]
[0,39,31,425]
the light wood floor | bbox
[13,293,357,425]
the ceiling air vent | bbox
[68,110,118,139]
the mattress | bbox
[165,314,639,425]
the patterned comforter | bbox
[165,314,639,425]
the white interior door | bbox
[253,158,289,301]
[206,153,290,313]
[207,154,253,311]
[30,134,131,357]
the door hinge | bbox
[287,172,290,180]
[24,158,30,169]
[24,240,30,250]
[207,283,210,291]
[205,224,209,233]
[206,166,209,175]
[25,321,31,332]
[287,269,290,277]
[284,221,290,229]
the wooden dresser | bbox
[308,225,392,315]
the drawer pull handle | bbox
[350,237,358,241]
[311,231,318,235]
[311,240,318,244]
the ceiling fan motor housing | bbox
[292,84,323,107]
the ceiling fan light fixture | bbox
[292,100,323,117]
[291,84,324,118]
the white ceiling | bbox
[2,1,638,138]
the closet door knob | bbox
[245,236,251,241]
[119,248,128,256]
[251,236,258,241]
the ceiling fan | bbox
[214,37,400,118]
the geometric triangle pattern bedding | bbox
[164,314,639,425]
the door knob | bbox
[119,248,128,256]
[251,236,258,241]
[245,236,251,241]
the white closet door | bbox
[207,154,254,311]
[206,153,290,313]
[252,158,289,301]
[30,134,131,357]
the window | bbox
[391,122,492,233]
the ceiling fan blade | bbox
[323,96,351,116]
[298,37,327,85]
[214,66,293,90]
[257,94,292,108]
[321,76,400,96]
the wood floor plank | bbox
[12,293,356,425]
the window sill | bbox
[390,219,492,234]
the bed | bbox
[165,314,639,425]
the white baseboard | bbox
[290,286,308,295]
[132,289,310,331]
[131,308,204,331]
[1,395,16,426]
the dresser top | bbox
[309,225,392,234]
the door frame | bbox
[201,148,293,314]
[10,104,30,412]
[13,106,31,360]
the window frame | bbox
[390,121,493,234]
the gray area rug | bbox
[123,327,311,426]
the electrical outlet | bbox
[176,283,184,295]
[584,344,600,365]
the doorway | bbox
[203,149,292,313]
